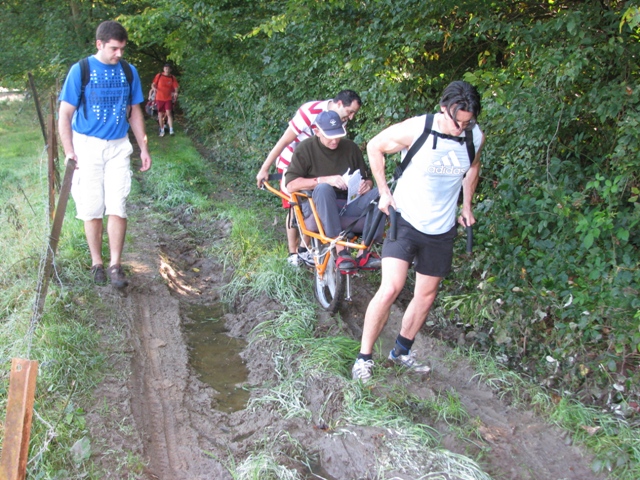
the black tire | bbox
[313,244,344,313]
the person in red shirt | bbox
[150,63,179,136]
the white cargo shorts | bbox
[70,132,133,220]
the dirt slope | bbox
[83,184,607,479]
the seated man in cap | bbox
[284,110,382,273]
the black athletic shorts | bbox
[381,215,457,277]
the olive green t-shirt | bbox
[284,136,371,190]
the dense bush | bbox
[465,4,640,389]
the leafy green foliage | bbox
[0,0,154,86]
[460,4,640,387]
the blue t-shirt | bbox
[59,56,144,140]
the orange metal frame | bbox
[262,180,369,279]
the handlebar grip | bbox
[389,206,397,241]
[363,208,384,247]
[462,217,473,254]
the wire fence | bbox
[1,81,72,478]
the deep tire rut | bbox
[128,296,184,476]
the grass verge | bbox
[0,98,147,477]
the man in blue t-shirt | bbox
[59,20,151,289]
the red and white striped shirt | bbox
[275,99,329,171]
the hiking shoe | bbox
[388,349,431,374]
[107,264,129,289]
[352,358,375,382]
[159,128,165,137]
[357,251,381,271]
[336,252,357,274]
[91,264,107,285]
[298,250,315,267]
[287,253,301,267]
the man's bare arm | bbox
[256,127,298,187]
[58,101,77,163]
[366,118,417,212]
[128,104,152,172]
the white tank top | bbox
[394,114,483,235]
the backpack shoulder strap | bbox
[465,131,476,164]
[78,56,90,108]
[118,60,135,118]
[119,60,133,105]
[393,113,434,181]
[79,57,90,88]
[120,60,133,85]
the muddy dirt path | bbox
[341,291,606,480]
[84,181,607,479]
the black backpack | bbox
[393,113,476,181]
[77,56,134,116]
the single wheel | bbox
[313,245,344,313]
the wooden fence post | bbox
[35,158,76,316]
[0,359,39,480]
[47,95,59,220]
[27,73,47,146]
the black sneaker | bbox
[107,264,129,289]
[91,264,107,285]
[336,252,357,274]
[357,251,381,271]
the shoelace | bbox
[355,359,374,373]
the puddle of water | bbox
[182,303,250,413]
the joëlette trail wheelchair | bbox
[261,174,396,313]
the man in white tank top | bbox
[352,81,486,382]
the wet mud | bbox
[83,193,607,479]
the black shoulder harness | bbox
[393,113,476,181]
